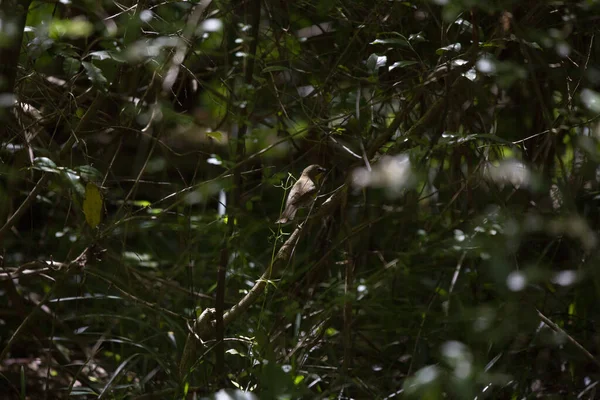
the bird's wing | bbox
[277,178,318,224]
[287,178,316,206]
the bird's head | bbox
[303,164,327,181]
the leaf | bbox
[98,354,139,398]
[206,131,224,142]
[88,50,112,61]
[61,169,85,198]
[32,157,59,173]
[82,61,108,87]
[74,165,103,182]
[55,45,80,59]
[454,18,473,33]
[366,54,387,75]
[63,57,81,77]
[370,38,409,47]
[49,18,93,39]
[366,54,378,72]
[408,32,426,42]
[88,50,126,63]
[262,66,291,73]
[581,89,600,113]
[83,182,103,228]
[389,60,418,71]
[209,389,258,400]
[436,43,462,55]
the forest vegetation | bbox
[1,0,600,398]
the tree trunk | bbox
[0,0,31,94]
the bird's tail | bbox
[276,204,297,224]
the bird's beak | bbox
[315,167,327,183]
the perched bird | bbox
[277,164,326,224]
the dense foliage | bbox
[2,0,600,398]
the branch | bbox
[179,225,302,376]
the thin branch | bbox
[537,309,600,369]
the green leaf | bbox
[436,43,462,55]
[370,38,409,46]
[32,157,58,173]
[88,50,126,63]
[206,131,224,142]
[55,45,80,59]
[63,57,81,77]
[74,165,103,183]
[367,53,386,75]
[262,66,291,73]
[82,61,108,87]
[389,60,418,71]
[49,18,94,39]
[408,32,426,42]
[56,167,84,194]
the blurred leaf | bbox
[82,61,108,87]
[206,131,224,141]
[370,38,409,46]
[581,89,600,113]
[209,389,258,400]
[49,18,93,39]
[63,57,81,77]
[88,50,125,63]
[262,66,291,73]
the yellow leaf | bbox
[83,182,103,228]
[206,130,224,141]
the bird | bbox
[277,164,327,224]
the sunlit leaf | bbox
[367,53,386,74]
[436,42,462,54]
[83,182,103,228]
[32,157,58,173]
[389,60,418,71]
[49,18,93,39]
[370,38,409,46]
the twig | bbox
[85,270,184,320]
[537,308,600,368]
[446,251,467,316]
